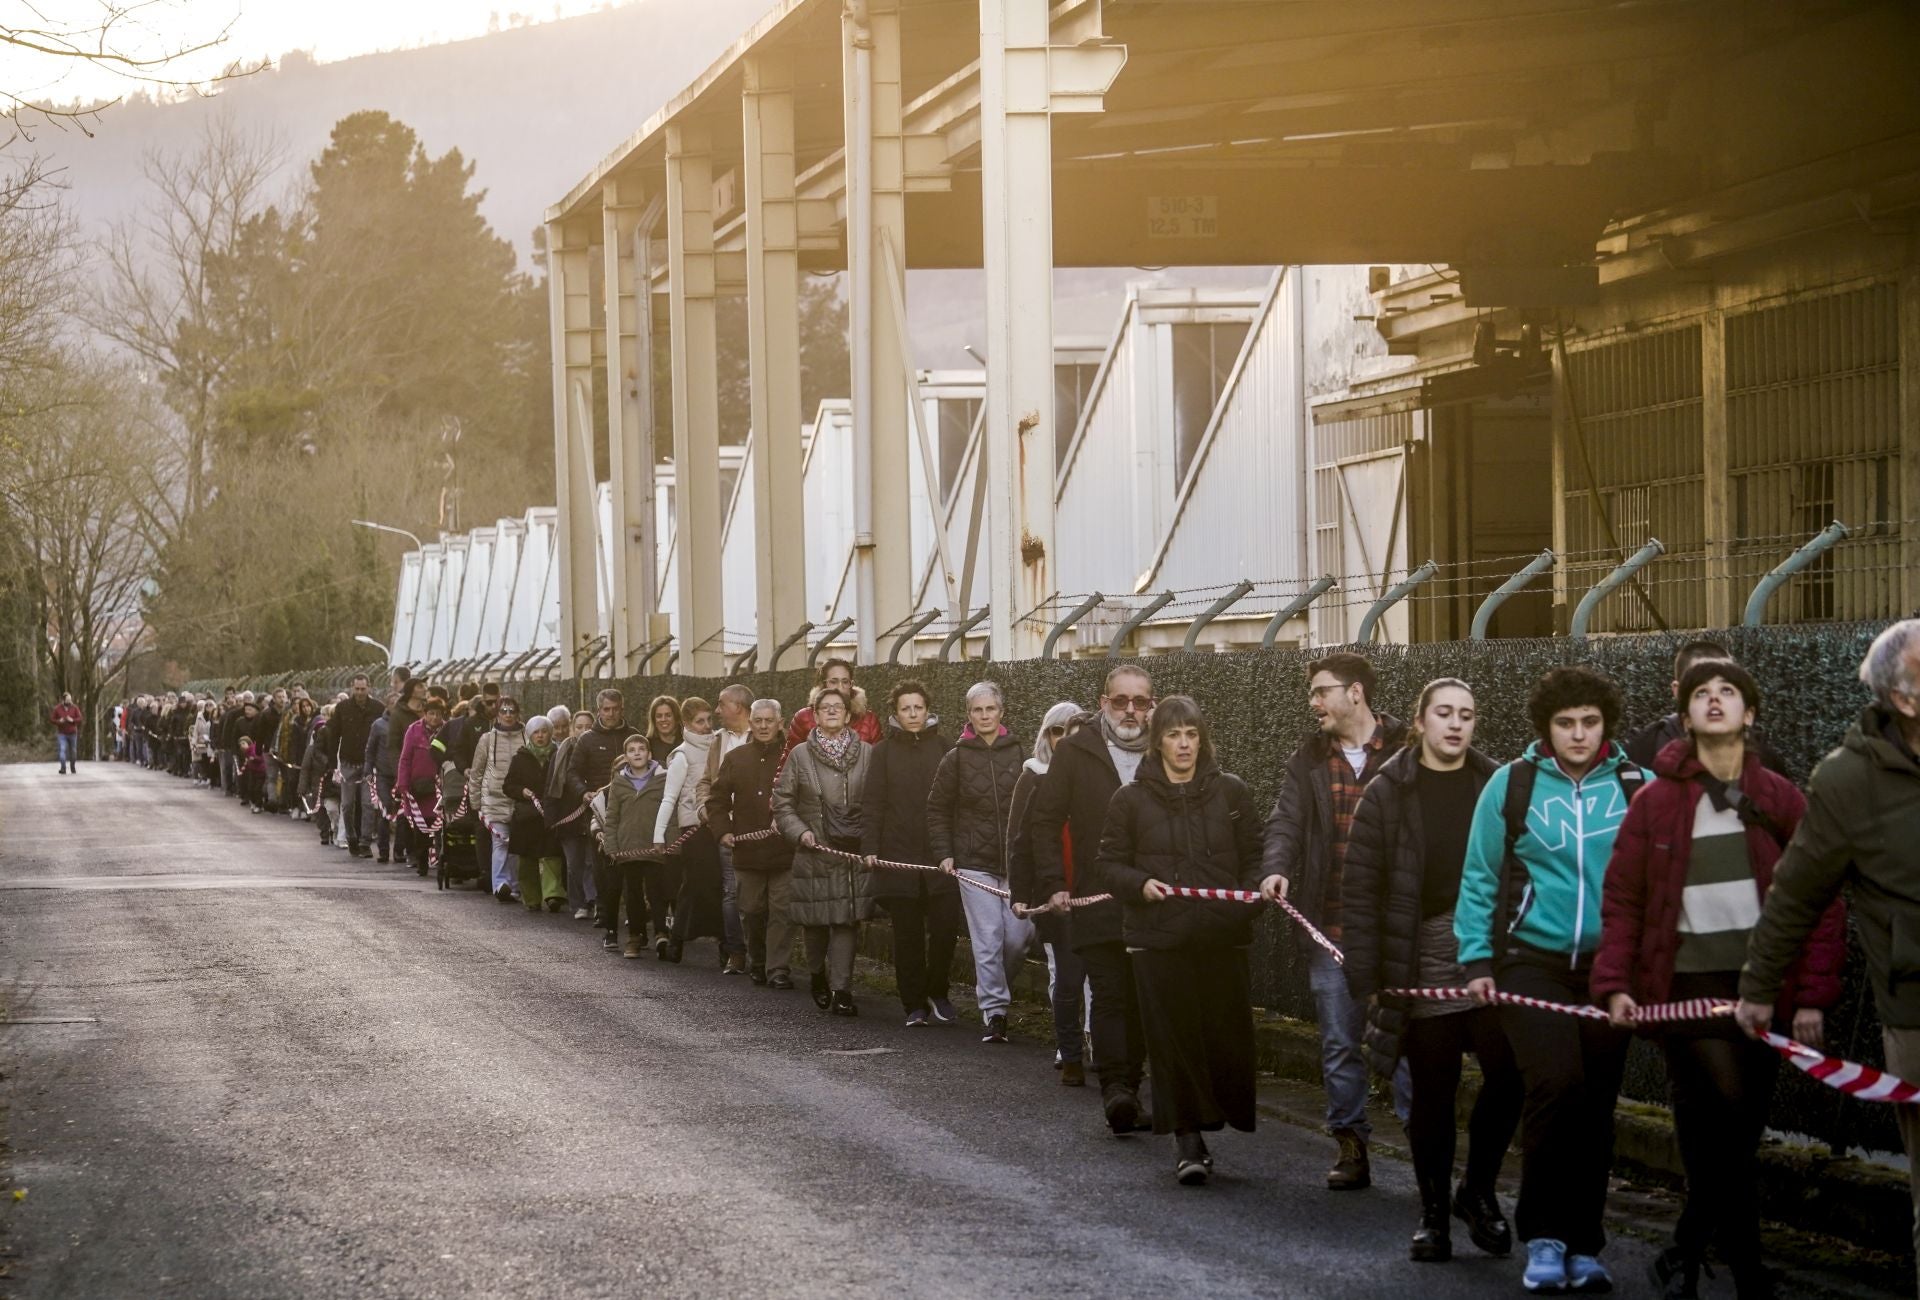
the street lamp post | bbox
[354,634,393,664]
[350,519,425,550]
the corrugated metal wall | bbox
[1148,271,1304,599]
[1728,282,1903,622]
[1563,326,1705,633]
[1054,300,1141,599]
[448,527,496,660]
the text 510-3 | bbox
[1147,196,1218,238]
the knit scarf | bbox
[1099,711,1149,753]
[808,725,860,772]
[522,739,554,763]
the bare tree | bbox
[0,153,76,412]
[0,359,155,724]
[93,114,282,521]
[2,2,258,131]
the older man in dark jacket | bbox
[1739,620,1920,1288]
[709,699,796,987]
[331,675,386,856]
[1031,664,1155,1134]
[1259,651,1408,1190]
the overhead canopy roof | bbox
[549,0,1920,301]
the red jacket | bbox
[50,703,82,735]
[1592,738,1845,1016]
[783,697,882,756]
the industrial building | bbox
[387,0,1920,682]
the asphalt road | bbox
[0,763,1833,1298]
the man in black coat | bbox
[1259,652,1408,1191]
[1030,663,1155,1134]
[331,675,387,856]
[219,694,251,795]
[570,687,643,942]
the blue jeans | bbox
[488,822,517,895]
[55,732,76,768]
[1308,947,1411,1139]
[717,842,744,956]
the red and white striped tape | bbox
[813,844,1017,901]
[1024,885,1345,965]
[1378,986,1920,1104]
[604,825,782,863]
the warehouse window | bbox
[1172,321,1250,484]
[937,396,981,502]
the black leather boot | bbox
[1451,1181,1513,1257]
[1411,1171,1452,1262]
[1174,1131,1208,1185]
[1649,1246,1701,1299]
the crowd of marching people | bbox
[100,617,1920,1299]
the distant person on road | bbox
[504,714,568,913]
[332,676,385,858]
[238,733,267,812]
[1453,666,1644,1295]
[1623,640,1790,778]
[1260,651,1410,1192]
[1737,619,1920,1294]
[544,705,596,920]
[468,695,528,903]
[1595,659,1843,1298]
[1099,695,1266,1187]
[1340,678,1518,1264]
[601,732,669,957]
[572,689,644,949]
[397,696,450,878]
[1010,704,1093,1084]
[783,658,882,754]
[709,699,797,988]
[50,692,82,774]
[861,678,958,1029]
[1029,664,1155,1137]
[926,681,1032,1044]
[773,685,874,1018]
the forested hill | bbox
[38,0,772,263]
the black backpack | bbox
[1491,757,1646,958]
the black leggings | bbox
[1665,1024,1779,1262]
[879,890,960,1013]
[1401,1006,1523,1198]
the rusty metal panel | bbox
[1311,409,1413,644]
[1563,326,1704,632]
[1728,282,1902,622]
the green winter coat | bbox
[602,759,668,862]
[1743,705,1920,1026]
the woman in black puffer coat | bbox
[1097,695,1265,1186]
[925,681,1031,1043]
[1341,678,1518,1264]
[861,679,957,1025]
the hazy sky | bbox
[5,0,626,109]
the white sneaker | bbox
[573,908,590,920]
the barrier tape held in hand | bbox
[1378,986,1920,1104]
[1017,884,1344,965]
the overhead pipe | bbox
[770,621,814,673]
[1040,592,1104,661]
[1109,590,1175,657]
[938,607,991,663]
[888,609,944,666]
[1470,549,1556,642]
[1356,560,1438,646]
[1744,521,1850,627]
[808,618,856,671]
[1571,539,1665,640]
[1182,580,1254,653]
[1259,576,1336,649]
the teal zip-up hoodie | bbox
[1454,741,1644,978]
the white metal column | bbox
[603,182,661,674]
[977,0,1125,659]
[666,123,727,677]
[547,218,601,673]
[744,52,810,669]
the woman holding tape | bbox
[774,685,874,1017]
[1099,695,1266,1186]
[1342,678,1520,1264]
[1593,661,1844,1299]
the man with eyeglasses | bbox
[1260,652,1409,1192]
[1030,664,1156,1135]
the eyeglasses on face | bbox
[1104,695,1153,712]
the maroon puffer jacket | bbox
[1592,738,1846,1017]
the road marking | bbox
[820,1047,898,1056]
[0,875,428,892]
